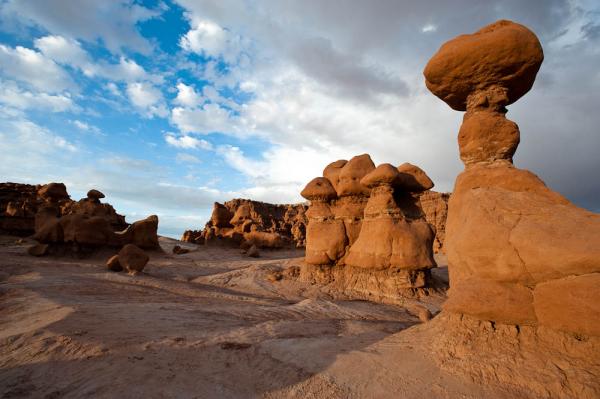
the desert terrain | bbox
[1,235,520,399]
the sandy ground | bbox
[1,236,520,398]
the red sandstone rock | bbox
[425,19,600,337]
[418,191,449,253]
[106,254,122,272]
[424,20,544,111]
[322,160,347,192]
[118,244,149,274]
[396,163,434,192]
[336,154,375,197]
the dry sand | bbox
[1,235,528,398]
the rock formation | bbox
[424,20,600,337]
[181,199,308,249]
[1,182,128,236]
[299,154,438,301]
[8,182,161,255]
[417,191,449,253]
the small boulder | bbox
[106,254,122,272]
[172,245,190,255]
[87,189,105,202]
[118,244,149,274]
[28,243,49,257]
[247,244,260,258]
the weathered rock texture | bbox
[1,182,128,237]
[181,199,308,249]
[300,155,439,301]
[5,182,160,255]
[424,20,600,338]
[417,191,450,253]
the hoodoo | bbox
[424,19,600,336]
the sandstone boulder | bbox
[396,163,434,192]
[87,189,105,202]
[106,254,122,272]
[425,19,600,337]
[118,244,149,274]
[322,160,347,192]
[336,154,375,197]
[424,20,544,111]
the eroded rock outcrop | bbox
[424,19,600,337]
[181,199,308,249]
[20,183,159,255]
[299,154,438,301]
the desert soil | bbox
[1,235,518,398]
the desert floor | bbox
[1,235,519,398]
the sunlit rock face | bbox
[182,199,308,249]
[300,154,439,301]
[424,19,600,336]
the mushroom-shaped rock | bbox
[87,189,105,202]
[336,154,376,197]
[396,163,434,192]
[38,183,69,202]
[424,20,543,111]
[301,177,337,201]
[323,160,347,192]
[360,163,400,188]
[118,244,149,274]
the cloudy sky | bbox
[0,0,598,237]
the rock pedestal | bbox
[424,19,600,336]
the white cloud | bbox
[0,80,75,112]
[174,82,203,107]
[165,133,213,150]
[421,24,437,33]
[71,119,102,135]
[126,82,168,118]
[35,35,162,83]
[0,44,76,93]
[171,103,236,135]
[179,18,247,64]
[2,0,163,54]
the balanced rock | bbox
[87,189,105,202]
[424,20,544,111]
[425,19,600,337]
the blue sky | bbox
[1,0,599,238]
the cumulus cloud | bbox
[171,103,237,135]
[0,44,76,92]
[174,82,203,107]
[165,133,213,150]
[0,80,75,112]
[126,82,168,118]
[172,0,600,211]
[34,35,162,83]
